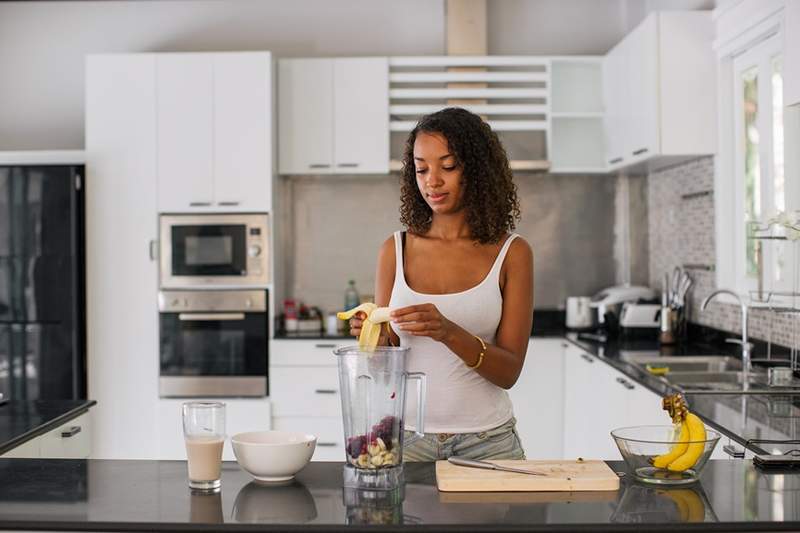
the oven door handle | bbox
[178,313,246,321]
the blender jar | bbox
[334,345,426,490]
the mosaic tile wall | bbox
[647,156,800,349]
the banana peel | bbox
[337,303,392,351]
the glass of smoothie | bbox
[182,401,226,491]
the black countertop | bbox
[0,401,97,456]
[1,458,799,532]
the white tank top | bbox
[389,231,518,433]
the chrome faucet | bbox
[701,289,752,374]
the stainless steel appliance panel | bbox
[159,213,270,288]
[158,289,268,398]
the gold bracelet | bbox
[466,335,486,369]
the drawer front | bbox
[272,417,344,462]
[40,412,92,459]
[270,367,341,416]
[270,340,346,367]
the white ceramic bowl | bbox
[232,431,317,483]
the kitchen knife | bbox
[447,456,548,476]
[671,267,682,307]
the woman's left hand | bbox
[391,304,455,342]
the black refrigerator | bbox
[0,165,85,401]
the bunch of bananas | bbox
[337,303,392,351]
[651,393,707,472]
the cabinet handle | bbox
[189,201,212,207]
[317,442,338,447]
[179,313,246,321]
[315,343,337,349]
[608,157,623,164]
[337,163,359,168]
[632,148,649,156]
[309,164,331,169]
[314,389,338,394]
[148,240,158,261]
[61,426,82,438]
[580,354,595,363]
[616,377,635,390]
[217,201,240,207]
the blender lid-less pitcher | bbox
[334,345,426,490]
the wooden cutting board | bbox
[435,460,620,492]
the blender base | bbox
[343,464,405,490]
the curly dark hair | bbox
[399,107,520,244]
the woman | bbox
[349,107,534,461]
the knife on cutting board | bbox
[447,456,548,476]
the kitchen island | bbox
[0,458,798,532]
[0,401,96,457]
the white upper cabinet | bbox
[214,53,273,209]
[157,52,273,213]
[603,11,716,170]
[278,59,334,174]
[157,55,214,209]
[602,45,627,167]
[333,58,390,173]
[786,0,800,107]
[279,57,389,175]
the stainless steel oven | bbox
[159,214,270,288]
[158,290,268,397]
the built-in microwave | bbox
[159,214,270,288]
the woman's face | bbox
[413,131,465,215]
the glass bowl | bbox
[611,425,721,485]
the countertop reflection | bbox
[2,459,800,531]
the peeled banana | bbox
[337,303,392,351]
[651,393,707,472]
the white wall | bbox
[0,0,445,150]
[488,0,629,55]
[487,0,716,56]
[0,0,720,150]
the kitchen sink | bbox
[654,369,800,394]
[624,355,742,373]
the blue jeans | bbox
[402,417,526,461]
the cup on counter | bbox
[182,401,226,492]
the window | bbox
[732,34,788,295]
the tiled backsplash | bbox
[281,172,620,313]
[647,156,799,349]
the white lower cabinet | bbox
[157,398,271,461]
[268,338,742,463]
[3,411,92,459]
[273,416,344,461]
[270,367,341,417]
[269,339,344,461]
[563,345,624,460]
[508,338,566,459]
